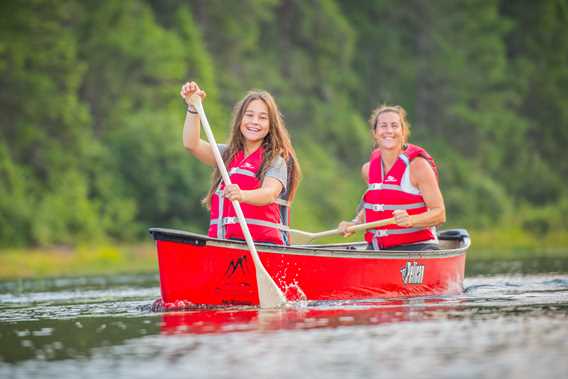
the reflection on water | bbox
[159,298,448,335]
[1,261,568,379]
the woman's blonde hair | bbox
[203,90,302,208]
[369,104,411,146]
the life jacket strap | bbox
[228,167,256,177]
[363,202,426,212]
[215,187,225,239]
[367,183,403,191]
[371,227,426,238]
[210,217,291,232]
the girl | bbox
[180,81,301,245]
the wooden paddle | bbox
[190,96,287,309]
[288,217,396,245]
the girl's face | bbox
[374,111,404,151]
[240,99,270,144]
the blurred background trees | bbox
[1,0,567,247]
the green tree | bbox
[501,0,568,204]
[0,0,102,245]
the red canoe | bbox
[149,228,469,307]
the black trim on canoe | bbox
[149,227,470,257]
[149,228,210,246]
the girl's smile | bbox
[240,99,270,144]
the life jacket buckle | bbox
[374,229,388,237]
[372,204,384,212]
[223,217,238,225]
[368,183,383,191]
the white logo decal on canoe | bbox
[400,261,425,284]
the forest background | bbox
[1,0,567,276]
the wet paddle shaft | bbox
[190,96,287,308]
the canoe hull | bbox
[151,229,469,306]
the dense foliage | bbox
[1,0,567,247]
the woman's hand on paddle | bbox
[224,184,246,202]
[393,209,413,227]
[338,221,356,237]
[180,81,206,106]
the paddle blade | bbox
[256,268,287,308]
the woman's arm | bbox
[223,177,283,206]
[393,157,445,227]
[180,81,216,166]
[338,209,365,237]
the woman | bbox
[339,105,445,251]
[180,81,301,245]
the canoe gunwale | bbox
[149,227,469,260]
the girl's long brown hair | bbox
[203,90,302,208]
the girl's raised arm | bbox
[180,81,216,166]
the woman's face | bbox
[374,111,404,151]
[240,99,270,143]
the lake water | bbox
[1,258,567,379]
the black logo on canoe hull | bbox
[225,255,249,278]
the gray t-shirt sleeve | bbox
[218,144,227,155]
[265,155,288,193]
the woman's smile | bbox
[375,111,403,150]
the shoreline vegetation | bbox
[1,229,566,281]
[2,1,568,259]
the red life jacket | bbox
[208,147,290,245]
[363,144,438,249]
